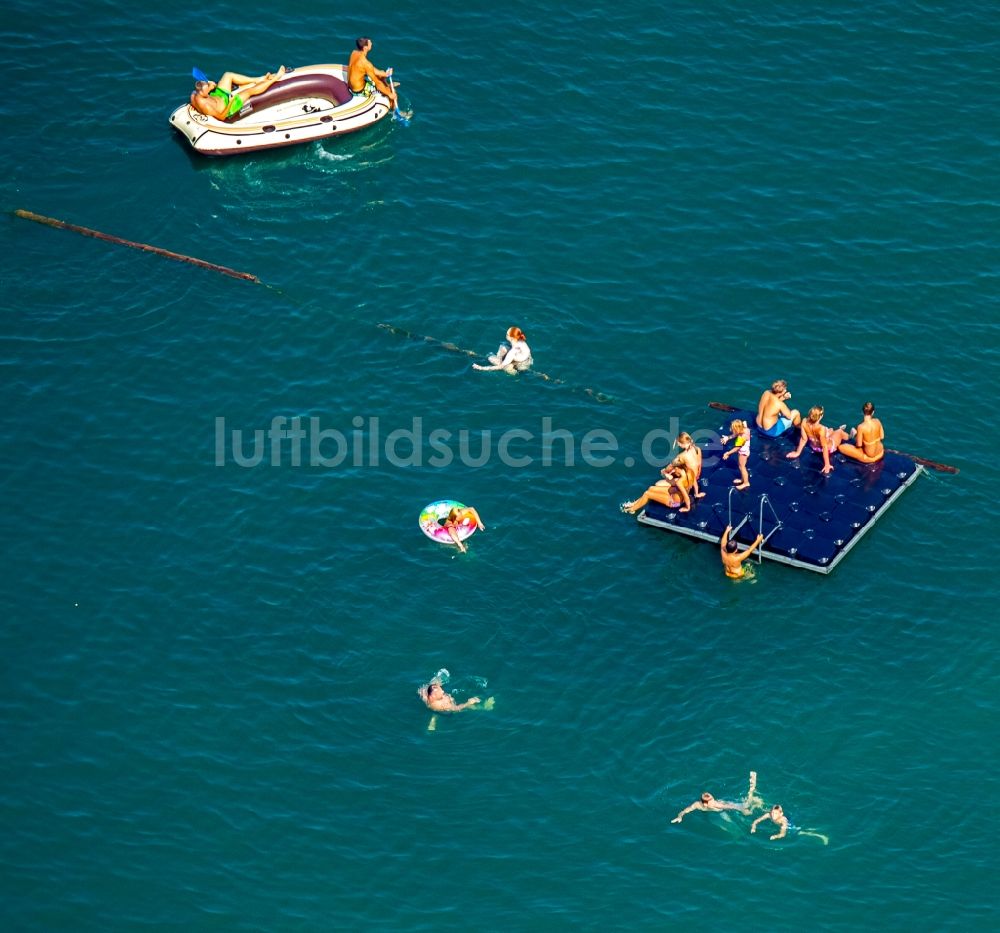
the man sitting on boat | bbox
[190,66,286,120]
[348,37,397,107]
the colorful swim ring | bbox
[419,500,477,545]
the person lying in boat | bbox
[671,772,759,823]
[473,326,532,372]
[720,524,764,579]
[348,37,398,107]
[191,67,286,120]
[756,379,801,437]
[838,401,885,463]
[621,464,693,515]
[786,406,850,474]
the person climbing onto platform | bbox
[786,406,850,474]
[721,419,752,490]
[838,401,885,463]
[756,379,801,437]
[671,771,759,823]
[720,525,764,579]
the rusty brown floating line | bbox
[14,209,260,283]
[376,322,617,404]
[708,401,959,475]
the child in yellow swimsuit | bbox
[721,419,751,490]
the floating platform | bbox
[636,408,924,574]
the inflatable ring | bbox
[420,500,477,545]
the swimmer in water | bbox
[418,680,481,713]
[751,804,790,840]
[443,505,485,554]
[671,771,759,823]
[473,326,532,373]
[720,524,764,579]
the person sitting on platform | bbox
[838,401,884,463]
[756,379,801,437]
[473,326,532,373]
[720,524,764,579]
[443,505,485,554]
[190,66,286,120]
[721,419,752,490]
[621,464,692,515]
[786,406,850,474]
[672,432,706,499]
[348,37,399,108]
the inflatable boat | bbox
[168,64,391,156]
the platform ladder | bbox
[726,489,784,563]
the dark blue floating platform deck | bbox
[636,409,924,574]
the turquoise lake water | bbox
[1,1,998,929]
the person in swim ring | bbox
[751,804,790,841]
[621,464,693,515]
[786,406,850,474]
[756,379,801,437]
[671,772,759,823]
[443,505,485,554]
[721,419,752,490]
[190,66,286,120]
[672,432,706,499]
[473,326,532,373]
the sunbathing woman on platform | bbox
[621,464,693,514]
[786,406,850,474]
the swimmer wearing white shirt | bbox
[473,326,532,373]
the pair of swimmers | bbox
[671,772,825,843]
